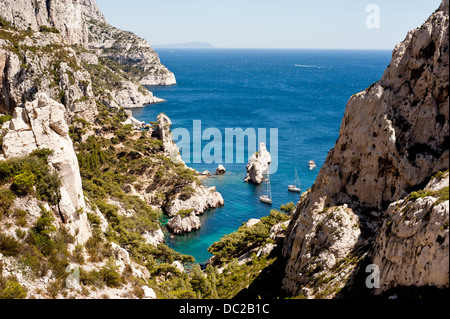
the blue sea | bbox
[132,49,392,264]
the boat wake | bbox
[294,64,321,68]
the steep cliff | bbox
[282,0,449,298]
[87,17,176,86]
[0,0,174,117]
[0,0,95,46]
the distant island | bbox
[153,42,215,49]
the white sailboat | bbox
[260,172,273,205]
[288,168,301,193]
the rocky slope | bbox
[0,0,222,299]
[0,0,95,46]
[282,0,449,298]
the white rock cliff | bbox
[282,0,449,297]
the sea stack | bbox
[245,142,272,184]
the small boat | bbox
[260,170,273,205]
[308,160,317,170]
[288,168,301,193]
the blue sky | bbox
[96,0,441,49]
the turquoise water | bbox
[132,49,392,264]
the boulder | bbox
[216,165,226,175]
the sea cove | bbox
[132,49,393,263]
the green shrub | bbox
[177,209,194,218]
[99,261,122,288]
[0,115,12,125]
[0,151,60,204]
[0,16,13,30]
[208,207,289,264]
[28,208,56,256]
[39,25,60,34]
[280,202,295,214]
[0,281,27,299]
[12,170,36,195]
[0,234,21,256]
[0,188,16,218]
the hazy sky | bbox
[96,0,441,49]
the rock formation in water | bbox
[245,142,272,185]
[216,165,226,175]
[167,211,202,235]
[282,0,449,298]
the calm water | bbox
[132,49,392,264]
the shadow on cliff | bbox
[233,246,290,300]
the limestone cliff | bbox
[0,0,174,117]
[0,0,96,46]
[282,0,449,298]
[1,93,91,244]
[86,17,176,86]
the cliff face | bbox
[87,18,176,86]
[0,0,175,118]
[1,93,91,244]
[282,0,449,298]
[0,0,103,46]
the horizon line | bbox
[152,47,394,51]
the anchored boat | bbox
[308,160,317,170]
[260,171,273,205]
[288,168,301,193]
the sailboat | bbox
[260,171,273,205]
[288,168,301,193]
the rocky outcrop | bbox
[372,173,449,293]
[245,143,271,184]
[1,93,91,244]
[166,184,225,218]
[0,33,98,120]
[215,165,226,175]
[282,0,449,298]
[85,14,176,86]
[152,113,225,233]
[0,0,97,46]
[167,212,202,235]
[111,81,165,109]
[153,113,183,163]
